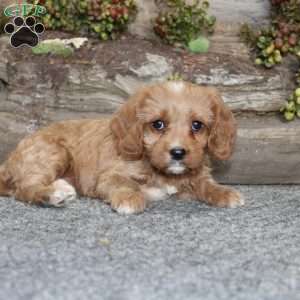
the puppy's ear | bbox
[207,89,237,160]
[110,90,147,160]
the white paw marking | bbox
[115,205,136,215]
[227,192,245,208]
[49,179,77,207]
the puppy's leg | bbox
[0,164,13,196]
[7,139,75,207]
[15,179,76,207]
[194,177,244,208]
[96,174,146,214]
[15,182,55,206]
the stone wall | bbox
[0,0,300,184]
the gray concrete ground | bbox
[0,185,299,300]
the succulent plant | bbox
[281,82,300,121]
[296,68,300,84]
[272,0,300,22]
[154,0,216,47]
[240,1,300,69]
[167,72,184,81]
[188,36,210,53]
[0,4,9,34]
[40,0,137,40]
[241,1,300,121]
[271,0,290,5]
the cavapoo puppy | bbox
[0,81,244,214]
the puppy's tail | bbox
[0,163,12,196]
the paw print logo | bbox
[4,16,45,48]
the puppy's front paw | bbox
[49,179,77,207]
[111,189,146,215]
[200,183,244,208]
[213,188,244,208]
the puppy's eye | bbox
[191,121,203,132]
[152,120,165,131]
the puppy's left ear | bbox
[207,89,237,160]
[110,90,147,160]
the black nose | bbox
[170,147,186,160]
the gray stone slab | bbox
[0,34,293,116]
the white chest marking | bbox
[167,81,185,93]
[165,185,178,195]
[143,185,178,201]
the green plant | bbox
[41,0,137,40]
[0,16,7,34]
[32,42,74,57]
[241,0,300,121]
[240,0,300,68]
[271,0,300,22]
[188,36,210,53]
[296,67,300,84]
[167,72,184,81]
[0,5,9,34]
[154,0,215,47]
[280,68,300,120]
[239,23,258,47]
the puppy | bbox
[0,81,244,213]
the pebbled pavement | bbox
[0,185,299,300]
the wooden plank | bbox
[1,113,299,184]
[214,115,300,184]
